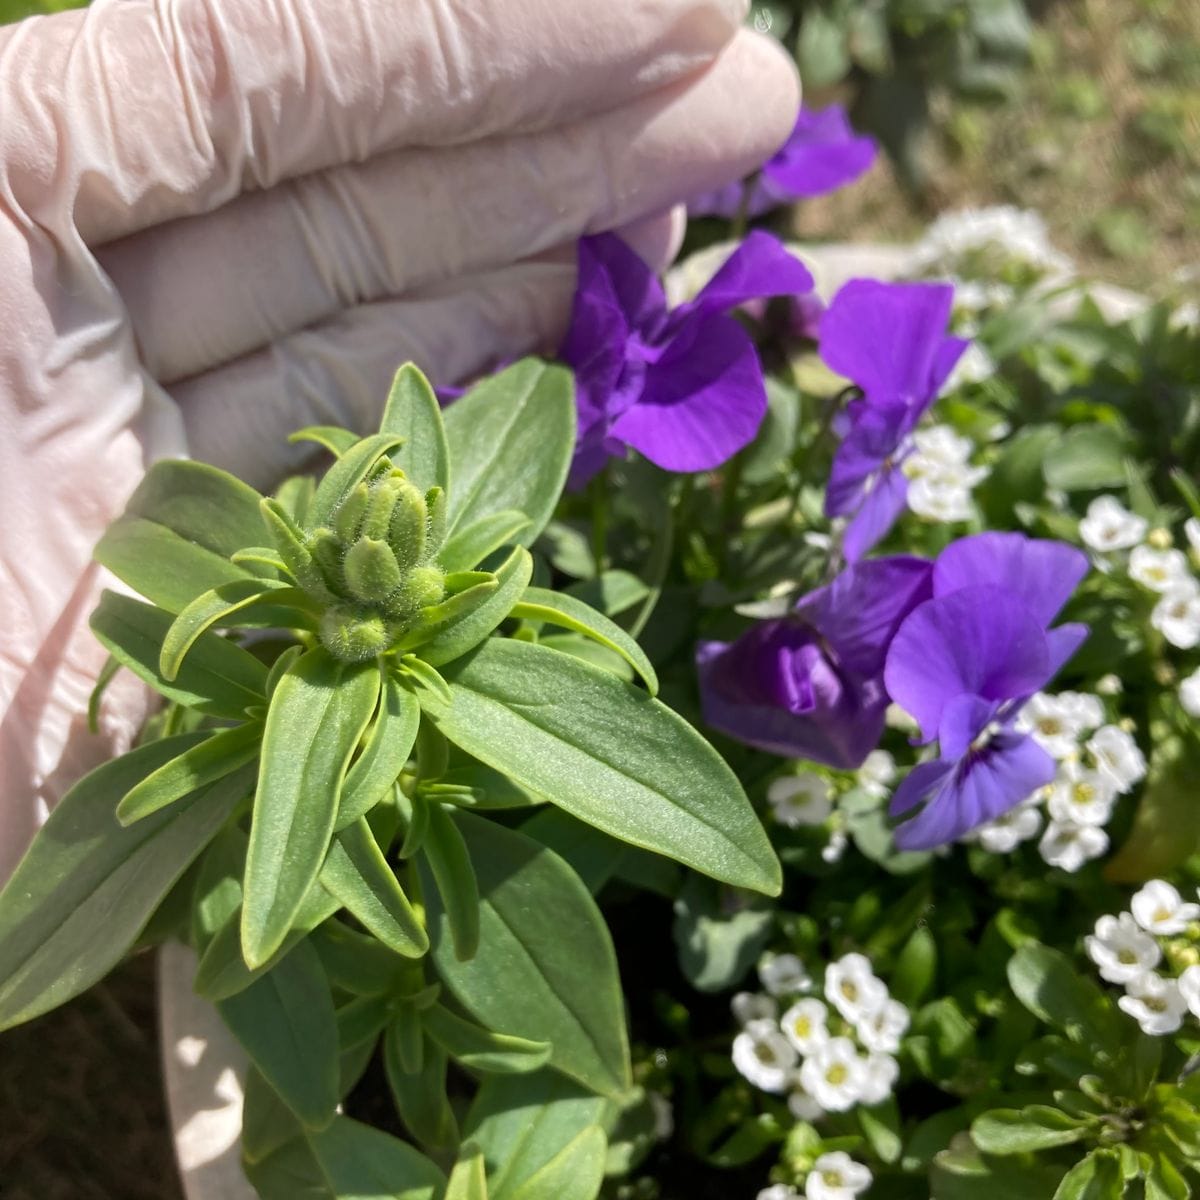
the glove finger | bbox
[2,0,748,247]
[96,31,796,385]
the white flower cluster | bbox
[902,425,990,523]
[732,953,908,1120]
[967,691,1146,871]
[908,206,1074,284]
[1079,496,1200,650]
[758,1151,873,1200]
[1086,880,1200,1036]
[767,774,848,864]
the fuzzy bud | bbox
[333,483,371,543]
[308,528,347,597]
[388,481,429,571]
[343,537,404,603]
[360,475,405,541]
[319,605,392,661]
[385,565,445,618]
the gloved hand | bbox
[0,0,799,884]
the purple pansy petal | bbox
[889,759,956,818]
[795,556,934,678]
[574,232,667,335]
[840,465,910,563]
[687,176,777,221]
[764,105,877,199]
[893,732,1055,850]
[686,231,814,319]
[1044,622,1090,678]
[610,314,766,472]
[928,334,971,397]
[933,533,1089,626]
[824,402,913,517]
[937,693,1001,760]
[885,586,1052,741]
[818,279,957,406]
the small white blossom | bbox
[1180,668,1200,717]
[758,1186,800,1200]
[944,341,996,389]
[1039,820,1109,872]
[780,998,831,1055]
[1019,692,1097,759]
[1087,725,1147,792]
[731,992,778,1027]
[1177,964,1200,1019]
[906,474,978,522]
[768,773,834,828]
[1130,880,1200,935]
[976,803,1043,853]
[1129,545,1192,593]
[911,424,977,465]
[1057,691,1107,734]
[1096,673,1123,696]
[799,1038,866,1112]
[759,954,812,997]
[903,427,988,523]
[825,953,888,1023]
[1046,764,1118,827]
[1085,912,1162,984]
[821,827,849,864]
[858,749,896,800]
[857,1052,900,1105]
[1118,972,1188,1036]
[855,998,910,1054]
[805,1151,873,1200]
[732,1019,798,1093]
[1079,496,1148,552]
[909,206,1072,277]
[1152,582,1200,649]
[788,1087,825,1122]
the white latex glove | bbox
[0,0,800,884]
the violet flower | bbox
[560,231,814,484]
[696,556,933,769]
[883,533,1090,850]
[819,279,969,561]
[689,105,877,220]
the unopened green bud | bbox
[344,537,404,602]
[425,486,446,555]
[308,527,347,597]
[319,604,391,661]
[389,481,428,571]
[333,482,370,543]
[385,565,445,618]
[360,474,405,541]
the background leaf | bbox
[381,363,451,495]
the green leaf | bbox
[564,571,649,617]
[116,720,262,824]
[1052,1149,1125,1200]
[190,826,247,953]
[90,590,268,717]
[672,873,773,993]
[1007,943,1120,1050]
[307,432,406,529]
[384,1028,460,1152]
[319,819,427,958]
[93,459,265,612]
[289,424,360,457]
[0,739,249,1029]
[395,578,502,653]
[420,812,630,1097]
[511,587,657,695]
[972,1106,1093,1154]
[336,673,421,831]
[426,639,780,895]
[305,1115,448,1199]
[518,808,627,894]
[447,1144,489,1200]
[442,359,575,546]
[87,652,121,734]
[891,925,938,1006]
[381,363,451,495]
[310,918,410,998]
[243,1065,305,1166]
[217,938,339,1129]
[463,1072,607,1200]
[244,1137,334,1200]
[418,546,532,668]
[421,803,481,961]
[242,650,380,968]
[859,1098,903,1164]
[440,510,532,574]
[796,6,850,87]
[399,655,453,704]
[423,1003,552,1074]
[1043,425,1129,491]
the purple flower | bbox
[560,231,814,484]
[689,105,877,219]
[820,280,969,561]
[883,533,1090,850]
[696,557,933,769]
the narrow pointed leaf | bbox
[385,1028,460,1151]
[289,424,360,457]
[305,1115,448,1200]
[423,1003,551,1074]
[275,474,317,526]
[310,919,411,998]
[398,791,432,859]
[447,1144,489,1200]
[425,640,780,896]
[117,720,263,824]
[0,737,247,1029]
[506,1126,605,1200]
[320,819,428,958]
[419,813,630,1097]
[511,587,658,695]
[381,364,451,494]
[231,546,289,574]
[87,652,121,734]
[91,591,268,717]
[442,359,575,545]
[421,804,480,961]
[93,459,265,612]
[190,827,247,954]
[244,1137,334,1200]
[398,656,452,704]
[242,650,379,968]
[439,510,532,574]
[391,1002,426,1075]
[261,498,335,599]
[308,432,406,529]
[394,579,500,653]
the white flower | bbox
[759,1186,800,1200]
[732,1019,799,1093]
[768,773,833,828]
[906,475,977,522]
[1039,819,1109,872]
[648,1091,673,1141]
[857,1052,900,1105]
[1057,691,1107,734]
[944,341,996,389]
[855,998,910,1054]
[1084,912,1162,984]
[798,1038,866,1112]
[780,998,831,1055]
[1129,545,1192,593]
[1130,880,1200,935]
[805,1150,873,1200]
[911,425,976,465]
[976,803,1043,853]
[1087,725,1147,792]
[1181,668,1200,717]
[759,953,812,997]
[1152,582,1200,649]
[1096,673,1123,696]
[788,1087,825,1122]
[825,953,888,1022]
[909,206,1072,277]
[1178,964,1200,1019]
[1046,764,1118,826]
[903,429,988,523]
[858,749,896,800]
[1018,692,1096,759]
[1079,496,1148,552]
[1118,972,1188,1036]
[821,827,849,864]
[731,992,778,1026]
